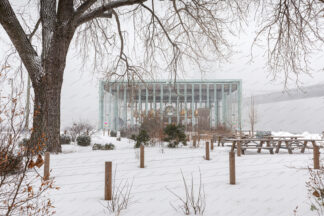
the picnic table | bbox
[226,137,323,154]
[226,138,275,155]
[275,138,323,154]
[265,135,304,140]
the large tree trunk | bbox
[30,78,63,153]
[29,17,75,153]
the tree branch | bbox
[57,0,74,22]
[0,0,41,82]
[40,0,57,63]
[28,18,41,40]
[75,0,147,26]
[74,0,97,18]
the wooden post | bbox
[211,139,214,150]
[205,142,210,160]
[313,144,320,169]
[193,136,196,148]
[140,144,145,168]
[44,152,50,181]
[237,141,242,157]
[229,151,235,185]
[105,162,112,200]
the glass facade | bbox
[99,80,242,131]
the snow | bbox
[44,132,320,216]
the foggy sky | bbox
[0,1,324,131]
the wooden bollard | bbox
[104,162,112,200]
[193,136,197,148]
[313,145,320,169]
[211,139,214,150]
[237,141,242,157]
[44,152,50,181]
[205,142,210,160]
[229,151,235,185]
[140,144,145,168]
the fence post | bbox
[205,142,210,160]
[193,136,196,148]
[44,152,50,181]
[237,141,242,157]
[105,162,112,200]
[313,144,320,169]
[211,139,214,150]
[229,151,235,185]
[140,144,145,168]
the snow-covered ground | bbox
[45,132,322,216]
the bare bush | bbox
[306,167,324,215]
[65,120,95,141]
[103,169,133,216]
[0,71,57,215]
[167,170,206,215]
[140,116,163,140]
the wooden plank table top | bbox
[225,138,275,142]
[226,138,323,154]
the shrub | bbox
[92,143,102,150]
[92,143,115,150]
[64,121,95,141]
[76,135,91,146]
[167,170,206,215]
[164,124,187,148]
[167,142,178,148]
[130,134,137,141]
[134,130,150,148]
[103,143,115,150]
[0,150,23,175]
[110,130,117,137]
[140,116,163,139]
[18,138,38,155]
[60,134,71,145]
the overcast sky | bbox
[0,1,323,129]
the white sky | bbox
[0,1,323,129]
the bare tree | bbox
[0,0,245,153]
[252,0,324,86]
[248,96,257,137]
[0,0,322,153]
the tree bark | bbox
[30,80,62,153]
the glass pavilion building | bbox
[98,80,242,132]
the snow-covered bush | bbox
[92,144,101,150]
[60,134,71,145]
[92,143,115,150]
[103,143,115,150]
[76,135,91,146]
